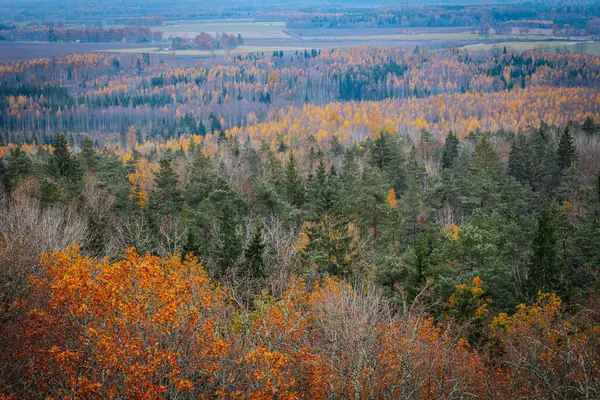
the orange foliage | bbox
[4,246,598,399]
[15,245,229,399]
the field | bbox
[111,20,290,39]
[103,44,314,56]
[293,32,555,42]
[0,42,143,63]
[462,40,598,55]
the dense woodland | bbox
[0,24,163,43]
[1,115,600,397]
[2,47,600,147]
[1,0,600,397]
[2,1,600,42]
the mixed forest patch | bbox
[1,1,600,397]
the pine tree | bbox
[244,217,267,278]
[441,131,459,169]
[557,126,577,171]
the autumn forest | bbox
[1,0,600,398]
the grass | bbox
[103,45,315,56]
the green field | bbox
[103,45,315,56]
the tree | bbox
[244,217,267,278]
[150,156,183,216]
[507,133,533,185]
[2,147,32,193]
[582,115,596,135]
[474,134,500,181]
[79,137,98,171]
[557,126,577,171]
[84,206,106,257]
[283,152,304,207]
[527,202,564,298]
[441,131,459,169]
[50,134,80,181]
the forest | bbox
[1,1,600,399]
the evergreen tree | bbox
[283,152,304,207]
[80,137,99,171]
[198,120,207,136]
[84,207,106,257]
[582,115,596,135]
[150,156,183,215]
[527,202,563,298]
[308,160,334,219]
[244,217,267,278]
[441,131,460,169]
[50,134,81,181]
[557,126,577,171]
[507,133,532,185]
[474,134,500,181]
[2,147,32,193]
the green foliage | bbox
[283,152,304,207]
[441,131,459,170]
[2,147,32,193]
[526,201,565,299]
[557,126,577,171]
[244,217,267,278]
[150,156,183,216]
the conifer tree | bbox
[557,126,577,171]
[527,202,563,298]
[150,156,183,215]
[50,134,80,181]
[474,134,500,180]
[441,131,459,169]
[582,116,596,135]
[244,217,267,278]
[84,207,106,257]
[80,137,98,171]
[283,152,304,207]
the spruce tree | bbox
[283,152,304,207]
[557,126,577,171]
[84,207,106,257]
[527,202,563,298]
[507,133,532,185]
[80,137,98,171]
[244,217,267,278]
[150,156,183,215]
[582,116,596,135]
[474,134,500,180]
[441,131,459,169]
[51,134,80,181]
